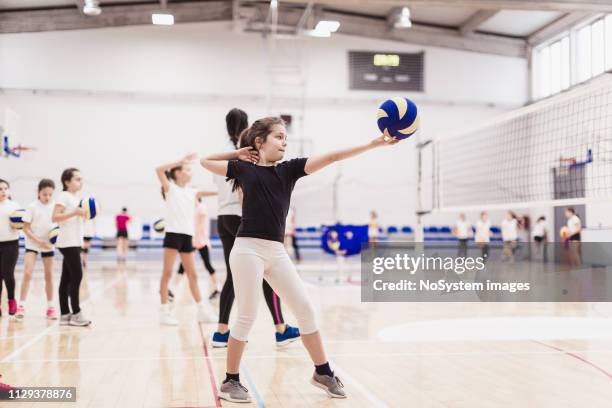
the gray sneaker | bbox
[59,314,72,326]
[69,312,91,327]
[311,371,347,398]
[219,379,251,403]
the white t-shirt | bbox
[214,141,242,217]
[501,218,518,241]
[23,200,55,251]
[567,215,581,236]
[455,220,471,239]
[0,199,21,242]
[532,220,547,239]
[56,191,84,248]
[285,208,295,235]
[84,219,96,238]
[165,182,197,236]
[475,219,491,243]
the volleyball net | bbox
[425,73,612,212]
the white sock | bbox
[161,303,170,312]
[19,301,25,307]
[47,302,53,308]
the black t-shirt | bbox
[226,158,308,243]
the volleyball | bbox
[9,209,26,230]
[49,226,60,245]
[376,97,419,141]
[559,226,570,239]
[153,219,165,233]
[79,197,100,220]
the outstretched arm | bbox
[304,135,398,175]
[200,147,259,177]
[196,191,218,200]
[156,154,196,192]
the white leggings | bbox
[229,237,318,341]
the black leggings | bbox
[178,246,215,275]
[0,240,18,302]
[218,215,284,325]
[58,247,83,315]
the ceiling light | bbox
[389,7,412,29]
[83,0,102,16]
[152,13,174,26]
[315,20,340,33]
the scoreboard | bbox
[349,51,424,91]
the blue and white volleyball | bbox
[9,209,26,230]
[79,197,100,220]
[153,219,165,233]
[48,226,60,244]
[376,97,419,141]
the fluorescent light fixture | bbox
[308,29,331,38]
[315,20,340,33]
[389,6,412,29]
[152,13,174,26]
[270,0,278,8]
[83,0,102,16]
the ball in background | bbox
[49,226,60,245]
[79,197,100,220]
[9,209,26,230]
[153,219,165,233]
[559,226,570,239]
[377,96,419,141]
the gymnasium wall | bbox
[0,21,527,236]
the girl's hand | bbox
[236,147,259,164]
[182,153,197,165]
[39,240,52,251]
[74,208,87,218]
[371,134,400,147]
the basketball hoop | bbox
[557,157,576,176]
[2,144,37,158]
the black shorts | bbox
[569,233,581,242]
[83,236,93,242]
[25,249,55,258]
[163,232,194,253]
[116,230,128,239]
[534,236,544,243]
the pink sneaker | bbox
[15,305,25,319]
[46,307,57,320]
[8,299,17,316]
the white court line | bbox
[329,358,389,408]
[0,276,121,364]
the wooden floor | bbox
[1,251,612,407]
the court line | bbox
[0,275,121,364]
[329,358,389,408]
[6,348,612,364]
[240,361,265,408]
[532,340,612,381]
[196,323,221,408]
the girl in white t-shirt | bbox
[565,207,582,241]
[52,168,91,327]
[475,211,491,260]
[501,211,518,262]
[17,179,57,320]
[0,179,21,317]
[156,154,216,326]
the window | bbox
[532,15,612,100]
[591,19,605,76]
[605,15,612,70]
[576,24,592,83]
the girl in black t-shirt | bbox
[201,116,398,403]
